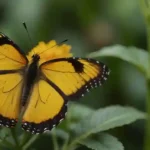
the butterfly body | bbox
[22,54,40,106]
[0,32,110,134]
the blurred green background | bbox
[0,0,147,150]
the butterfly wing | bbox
[0,33,27,71]
[22,79,67,134]
[0,74,23,127]
[0,33,27,127]
[40,57,110,99]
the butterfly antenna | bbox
[38,39,68,55]
[23,22,35,54]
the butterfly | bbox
[0,32,110,134]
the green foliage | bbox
[88,45,148,75]
[70,105,145,135]
[0,103,145,150]
[65,104,145,150]
[79,133,124,150]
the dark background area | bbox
[0,0,146,150]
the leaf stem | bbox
[68,134,87,150]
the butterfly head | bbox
[32,54,40,62]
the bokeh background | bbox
[0,0,147,150]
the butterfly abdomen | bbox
[22,54,40,106]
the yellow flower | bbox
[27,40,72,65]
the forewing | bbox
[40,57,110,99]
[0,33,28,71]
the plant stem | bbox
[22,135,39,150]
[61,136,69,150]
[145,22,150,150]
[20,132,32,148]
[52,130,59,150]
[145,80,150,150]
[140,0,150,150]
[10,128,19,148]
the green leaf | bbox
[0,128,11,139]
[80,133,124,150]
[71,105,145,137]
[50,129,69,140]
[88,45,148,75]
[68,103,95,120]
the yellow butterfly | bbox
[0,32,110,134]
